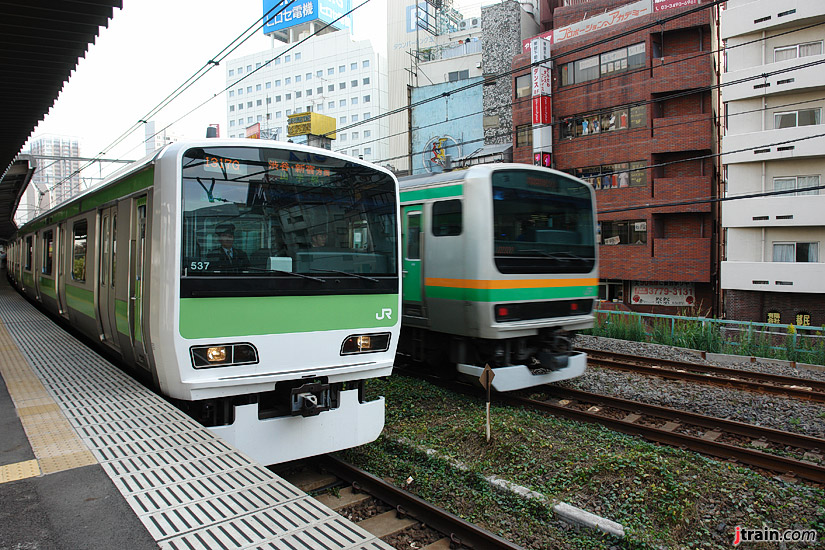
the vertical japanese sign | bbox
[530,37,553,163]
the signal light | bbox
[570,302,579,311]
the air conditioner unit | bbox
[459,20,468,30]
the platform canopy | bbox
[0,0,122,242]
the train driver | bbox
[208,222,250,270]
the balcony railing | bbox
[722,261,825,293]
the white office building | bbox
[224,30,388,165]
[28,135,82,211]
[719,0,825,326]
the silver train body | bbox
[7,140,401,464]
[398,164,598,391]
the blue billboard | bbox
[263,0,353,34]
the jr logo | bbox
[376,308,393,320]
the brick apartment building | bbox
[513,0,719,314]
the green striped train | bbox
[398,164,598,391]
[7,140,401,464]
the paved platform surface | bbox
[0,272,391,550]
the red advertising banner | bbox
[532,96,551,124]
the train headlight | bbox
[190,343,259,368]
[207,347,227,362]
[341,333,391,355]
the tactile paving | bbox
[0,281,392,549]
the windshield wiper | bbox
[310,268,380,283]
[244,267,326,282]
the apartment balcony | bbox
[723,194,825,228]
[652,115,713,153]
[721,260,825,293]
[722,124,825,164]
[650,54,712,94]
[652,176,714,213]
[721,0,824,40]
[722,54,825,102]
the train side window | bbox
[24,236,33,271]
[432,200,462,237]
[42,230,54,275]
[406,212,421,260]
[72,220,88,282]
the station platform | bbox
[0,273,392,550]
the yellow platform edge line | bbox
[0,317,98,475]
[0,459,41,484]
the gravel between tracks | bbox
[570,335,825,439]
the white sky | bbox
[25,0,388,167]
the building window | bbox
[295,75,302,83]
[339,65,346,73]
[286,109,291,116]
[229,90,234,98]
[238,103,243,110]
[363,77,370,85]
[599,220,647,245]
[561,42,645,86]
[256,62,261,68]
[247,101,252,108]
[339,82,346,89]
[352,97,359,105]
[561,104,646,138]
[340,116,347,124]
[515,73,531,98]
[285,77,291,85]
[237,88,243,95]
[286,93,292,100]
[229,69,234,77]
[317,70,323,77]
[516,124,532,147]
[266,81,271,89]
[352,149,359,156]
[257,115,262,122]
[246,65,252,72]
[275,79,281,87]
[774,41,823,62]
[256,99,262,106]
[351,114,358,122]
[237,67,243,74]
[296,91,302,98]
[256,84,261,91]
[230,120,235,127]
[276,111,282,118]
[576,161,646,189]
[229,105,235,112]
[339,99,346,107]
[266,97,271,104]
[448,69,470,82]
[363,95,371,103]
[773,175,820,196]
[274,58,280,65]
[295,52,301,61]
[363,59,370,68]
[351,80,358,87]
[363,112,370,119]
[340,133,347,141]
[317,87,323,94]
[246,86,252,93]
[328,67,334,75]
[285,55,291,63]
[773,242,819,262]
[306,72,312,80]
[307,89,312,96]
[364,130,371,137]
[328,84,334,92]
[247,117,253,123]
[328,101,335,109]
[775,108,821,128]
[364,147,371,155]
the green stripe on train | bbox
[116,299,129,336]
[400,184,463,203]
[424,285,598,302]
[179,294,400,339]
[38,276,56,299]
[66,285,95,318]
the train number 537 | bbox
[190,261,211,271]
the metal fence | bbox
[588,308,825,365]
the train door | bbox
[130,197,149,368]
[97,206,119,349]
[402,205,424,314]
[56,222,69,318]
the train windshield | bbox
[180,146,397,297]
[492,170,596,274]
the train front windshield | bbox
[180,146,397,297]
[492,170,596,274]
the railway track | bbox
[580,348,825,403]
[504,385,825,484]
[274,455,524,550]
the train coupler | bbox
[290,382,332,417]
